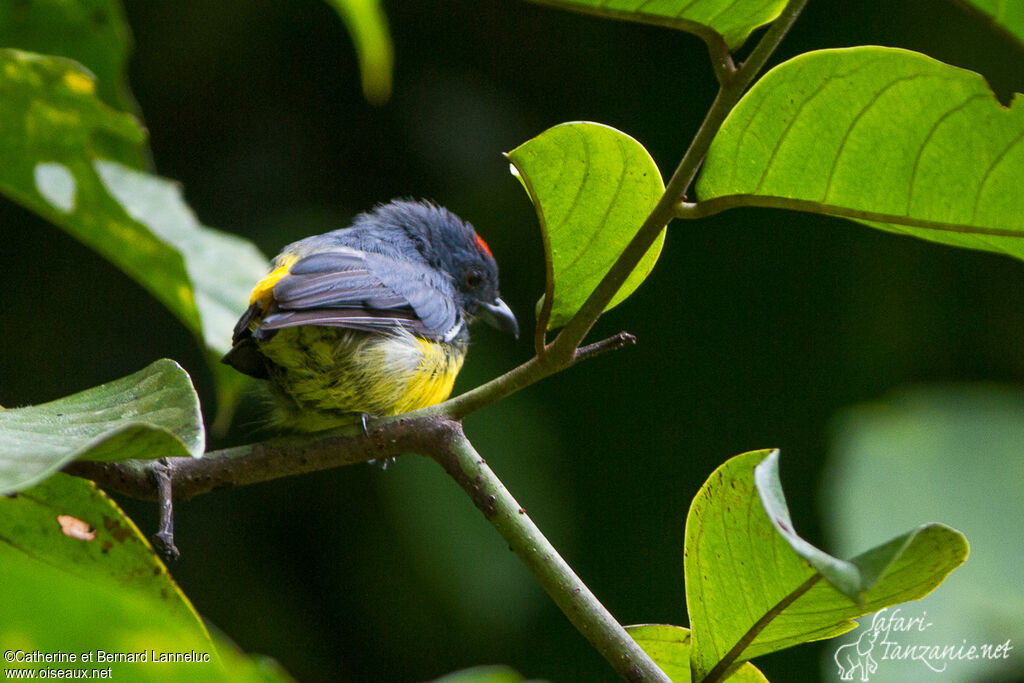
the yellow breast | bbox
[258,325,466,431]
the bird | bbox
[222,199,518,432]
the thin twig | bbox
[574,332,637,363]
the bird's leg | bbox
[151,459,181,562]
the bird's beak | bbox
[478,297,519,339]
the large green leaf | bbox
[0,0,139,115]
[625,625,767,682]
[0,475,288,682]
[507,122,666,331]
[0,474,201,621]
[527,0,787,51]
[0,359,203,495]
[824,386,1024,682]
[0,49,267,356]
[697,47,1024,264]
[956,0,1024,50]
[685,449,967,681]
[323,0,394,104]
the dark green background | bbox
[2,1,1022,681]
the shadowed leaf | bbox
[527,0,786,51]
[0,359,203,495]
[0,51,267,356]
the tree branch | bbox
[64,416,441,501]
[435,427,671,683]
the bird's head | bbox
[367,199,519,338]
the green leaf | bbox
[0,476,289,682]
[685,449,968,681]
[697,47,1024,265]
[0,359,203,495]
[957,0,1024,50]
[0,50,267,357]
[825,386,1024,682]
[624,624,768,682]
[0,0,141,117]
[0,474,201,621]
[506,122,666,331]
[323,0,394,104]
[526,0,786,51]
[429,665,542,683]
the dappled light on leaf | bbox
[0,50,267,358]
[33,162,77,213]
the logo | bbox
[832,607,1013,681]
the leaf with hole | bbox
[0,49,267,357]
[685,449,968,680]
[507,122,665,331]
[0,359,203,495]
[697,47,1024,265]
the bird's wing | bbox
[255,247,458,338]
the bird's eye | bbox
[465,269,484,289]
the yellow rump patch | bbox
[249,253,299,307]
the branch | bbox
[64,415,442,501]
[435,427,671,683]
[68,419,669,681]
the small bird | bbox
[223,199,518,432]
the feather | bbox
[265,247,459,339]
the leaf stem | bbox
[700,574,822,683]
[549,0,809,361]
[437,428,671,683]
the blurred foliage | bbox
[957,0,1024,49]
[0,0,138,114]
[823,386,1024,682]
[2,0,1023,681]
[324,0,393,104]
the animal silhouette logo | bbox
[834,626,880,681]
